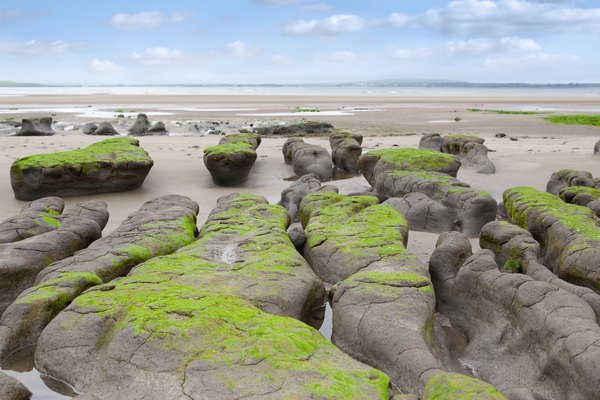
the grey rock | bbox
[0,197,64,243]
[546,169,594,195]
[418,133,442,151]
[384,193,457,233]
[254,121,333,137]
[461,142,496,174]
[0,371,31,400]
[278,173,337,222]
[93,122,119,136]
[127,113,151,136]
[440,135,485,156]
[329,132,362,173]
[146,121,169,136]
[16,117,55,136]
[81,123,98,135]
[203,133,261,186]
[282,138,332,182]
[559,186,600,217]
[595,139,600,156]
[287,222,306,249]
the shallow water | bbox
[1,368,70,400]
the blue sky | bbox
[0,0,599,84]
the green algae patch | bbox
[560,186,600,199]
[545,114,600,127]
[424,373,507,400]
[342,270,433,298]
[203,141,255,156]
[40,212,61,228]
[468,108,540,115]
[390,170,491,198]
[364,148,459,173]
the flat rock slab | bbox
[10,137,154,200]
[0,195,199,368]
[35,194,390,399]
[203,133,261,186]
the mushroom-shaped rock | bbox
[203,133,261,186]
[92,122,119,136]
[0,371,31,400]
[0,200,108,314]
[0,195,199,368]
[127,113,151,136]
[283,138,332,182]
[546,169,594,195]
[16,117,55,136]
[329,131,363,173]
[418,133,442,151]
[10,137,154,200]
[34,193,390,399]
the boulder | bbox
[504,186,600,293]
[0,195,199,368]
[93,121,119,136]
[329,131,363,173]
[461,142,495,174]
[203,133,261,186]
[16,117,55,136]
[146,121,169,136]
[254,121,333,137]
[282,138,332,182]
[440,134,485,156]
[418,133,442,151]
[0,196,64,243]
[278,173,338,222]
[127,113,151,136]
[594,139,600,156]
[0,200,108,314]
[430,232,600,399]
[384,193,456,233]
[559,186,600,217]
[34,194,390,399]
[81,123,98,135]
[0,371,31,400]
[423,373,507,400]
[546,169,594,195]
[10,137,154,200]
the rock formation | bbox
[283,138,332,181]
[93,121,119,136]
[0,372,31,400]
[546,169,595,195]
[440,135,495,174]
[254,121,333,137]
[0,197,64,243]
[559,186,600,217]
[329,131,363,173]
[127,113,151,136]
[15,117,55,136]
[418,133,442,151]
[146,121,169,136]
[384,193,456,233]
[10,137,154,200]
[203,133,261,186]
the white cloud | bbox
[225,41,258,58]
[0,39,83,55]
[270,55,293,65]
[109,12,188,31]
[499,36,542,51]
[386,13,413,27]
[131,47,183,65]
[284,14,365,36]
[388,47,432,60]
[301,3,333,13]
[445,36,541,54]
[89,59,123,73]
[445,38,494,54]
[326,51,359,62]
[254,0,303,4]
[483,52,580,67]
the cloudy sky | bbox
[1,0,599,84]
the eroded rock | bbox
[384,193,456,233]
[93,122,119,136]
[0,197,64,243]
[127,113,151,136]
[559,186,600,217]
[203,133,261,186]
[418,133,442,151]
[0,371,31,400]
[329,131,363,173]
[16,118,55,136]
[283,138,332,182]
[546,169,594,196]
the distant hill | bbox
[0,81,46,87]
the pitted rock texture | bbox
[418,133,442,151]
[0,371,31,400]
[203,133,261,186]
[16,117,55,136]
[0,197,64,243]
[504,186,600,293]
[34,194,391,400]
[430,232,600,399]
[0,195,199,368]
[364,168,496,236]
[384,193,456,233]
[546,169,594,196]
[10,137,154,200]
[479,220,600,320]
[329,131,363,173]
[283,138,332,182]
[559,186,600,217]
[0,200,108,314]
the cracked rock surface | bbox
[282,138,332,182]
[34,193,390,399]
[0,195,199,368]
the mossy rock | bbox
[203,133,260,186]
[560,186,600,217]
[424,373,507,400]
[0,196,64,243]
[10,137,153,200]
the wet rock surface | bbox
[253,121,333,137]
[203,133,261,186]
[10,137,154,200]
[283,137,333,181]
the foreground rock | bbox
[35,194,390,399]
[254,121,333,137]
[203,133,261,186]
[0,197,64,243]
[423,373,507,400]
[0,195,199,368]
[560,186,600,217]
[10,137,154,200]
[546,169,594,195]
[283,138,332,181]
[504,186,600,293]
[359,149,496,236]
[0,371,31,400]
[431,232,600,399]
[0,200,108,314]
[15,117,55,136]
[329,131,363,173]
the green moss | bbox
[560,186,600,199]
[424,373,507,400]
[444,134,483,141]
[545,114,600,127]
[502,259,522,273]
[293,107,320,113]
[364,148,458,173]
[468,108,540,115]
[203,141,255,156]
[389,170,491,198]
[40,212,61,228]
[11,137,151,174]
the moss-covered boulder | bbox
[203,133,261,186]
[10,137,154,200]
[283,138,332,182]
[329,131,363,173]
[546,169,594,196]
[560,186,600,217]
[430,232,600,399]
[0,200,108,314]
[0,197,64,243]
[424,373,507,400]
[366,168,496,236]
[504,186,600,293]
[35,194,390,399]
[0,195,199,368]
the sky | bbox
[0,0,599,85]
